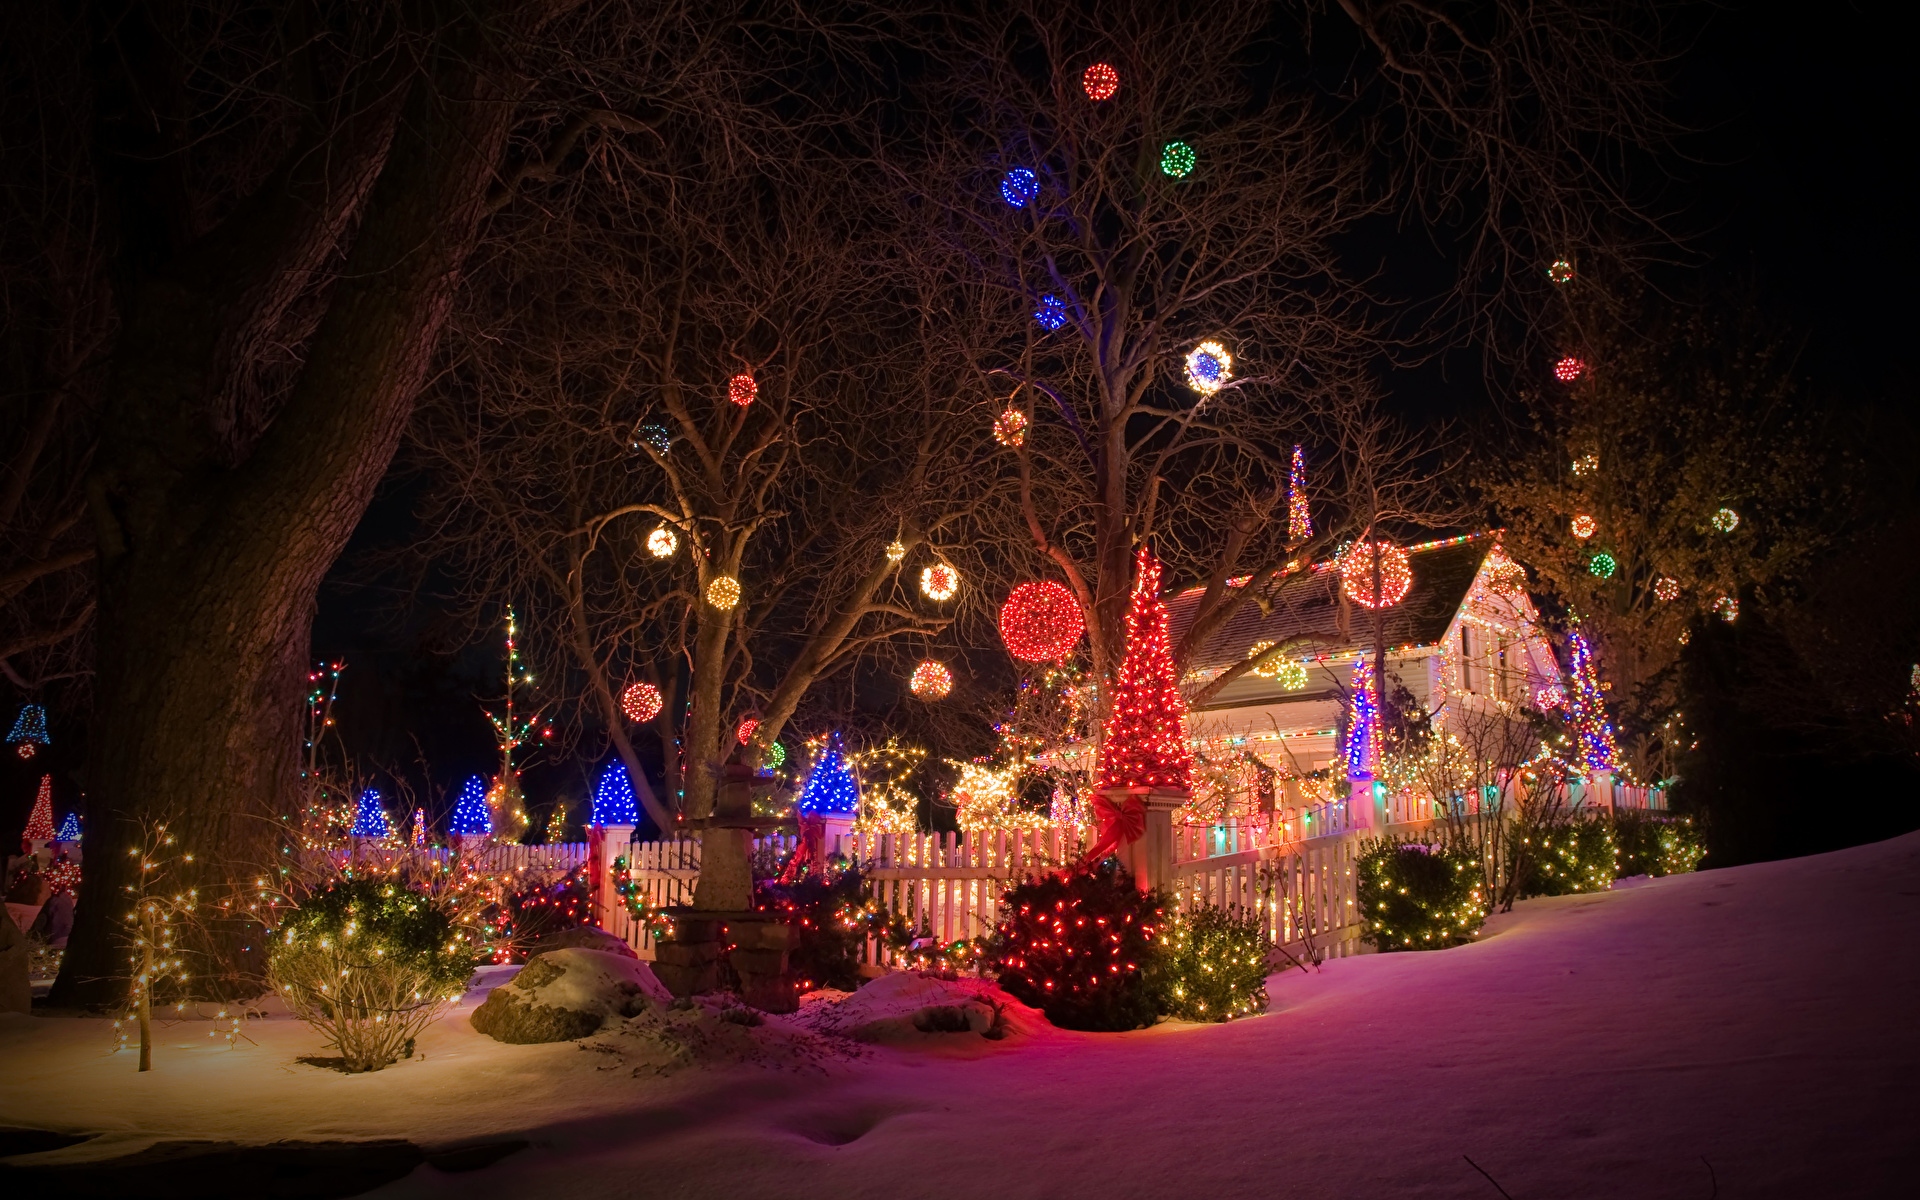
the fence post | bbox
[588,823,635,932]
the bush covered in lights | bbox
[1514,818,1617,897]
[1593,811,1708,881]
[755,864,897,993]
[1156,904,1270,1022]
[267,877,484,1072]
[988,860,1166,1031]
[1356,839,1486,952]
[483,867,592,962]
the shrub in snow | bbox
[1515,818,1617,897]
[484,867,593,962]
[1356,840,1486,952]
[756,863,909,992]
[268,877,484,1072]
[470,948,669,1043]
[1156,904,1271,1022]
[988,860,1166,1031]
[1611,812,1707,878]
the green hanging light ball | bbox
[1589,552,1617,579]
[763,740,786,770]
[1160,141,1196,178]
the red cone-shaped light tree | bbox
[1097,545,1192,792]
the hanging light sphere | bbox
[1339,541,1413,609]
[999,581,1086,661]
[634,424,671,454]
[1714,594,1739,622]
[1033,294,1068,330]
[728,374,758,407]
[1571,514,1597,539]
[762,740,787,770]
[1571,452,1598,476]
[1654,576,1681,602]
[885,539,906,563]
[1000,167,1039,208]
[1082,62,1120,101]
[1247,641,1309,689]
[993,407,1029,447]
[647,527,677,557]
[736,716,759,746]
[706,575,742,608]
[909,660,953,699]
[1712,506,1740,532]
[621,682,663,723]
[1554,356,1586,383]
[1534,684,1566,710]
[1547,259,1576,285]
[920,563,959,601]
[1161,141,1196,178]
[1184,340,1232,394]
[1589,552,1618,579]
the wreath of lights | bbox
[909,660,953,699]
[1338,540,1413,609]
[1654,576,1680,602]
[1588,552,1617,578]
[1712,507,1740,532]
[885,540,906,563]
[1554,356,1586,383]
[1184,341,1232,395]
[1246,642,1308,689]
[1161,141,1195,178]
[1571,514,1596,539]
[920,563,959,601]
[1001,167,1038,208]
[1572,452,1598,475]
[1082,62,1119,101]
[1547,259,1576,285]
[621,681,663,723]
[993,408,1029,447]
[646,527,677,557]
[1714,594,1739,622]
[706,575,741,609]
[634,424,671,454]
[1033,294,1068,330]
[728,373,757,407]
[999,580,1086,661]
[736,716,759,745]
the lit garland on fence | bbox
[1161,141,1195,178]
[1654,576,1680,601]
[1033,295,1068,330]
[450,775,493,837]
[1001,167,1038,208]
[1288,445,1311,544]
[7,703,49,758]
[24,775,55,840]
[349,789,391,839]
[994,407,1029,446]
[647,527,676,557]
[1589,551,1617,578]
[1571,514,1596,539]
[55,810,81,842]
[706,575,741,609]
[920,563,959,600]
[1712,507,1740,532]
[591,761,639,826]
[1547,259,1576,284]
[1566,630,1622,773]
[798,735,859,814]
[1184,341,1231,394]
[728,374,757,407]
[622,681,663,723]
[611,856,674,943]
[1344,659,1379,781]
[999,580,1085,661]
[1082,61,1119,100]
[1097,545,1191,791]
[1554,356,1586,382]
[909,661,953,699]
[1339,540,1412,609]
[1246,642,1309,689]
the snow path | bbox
[5,832,1916,1198]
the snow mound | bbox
[795,972,1047,1045]
[582,994,860,1076]
[470,949,669,1044]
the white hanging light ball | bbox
[647,527,677,557]
[920,563,959,601]
[1184,341,1233,395]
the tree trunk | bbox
[53,6,541,1007]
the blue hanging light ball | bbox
[1000,168,1039,208]
[1033,294,1068,330]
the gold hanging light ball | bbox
[647,527,677,557]
[909,661,953,699]
[706,575,741,609]
[1570,514,1596,539]
[885,539,906,563]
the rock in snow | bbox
[519,925,638,961]
[470,949,670,1044]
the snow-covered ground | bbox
[4,831,1916,1198]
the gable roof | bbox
[1169,533,1496,672]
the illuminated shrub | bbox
[1611,811,1708,878]
[1357,840,1486,952]
[1157,904,1270,1022]
[1516,818,1618,897]
[989,861,1165,1031]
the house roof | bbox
[1169,533,1496,671]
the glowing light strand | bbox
[1566,630,1622,774]
[1287,445,1311,544]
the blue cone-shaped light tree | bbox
[449,774,493,837]
[349,789,392,839]
[591,761,639,827]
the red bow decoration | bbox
[1075,792,1145,870]
[778,812,827,885]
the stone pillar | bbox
[692,761,756,912]
[587,823,635,932]
[1098,788,1186,894]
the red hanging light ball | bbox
[621,682,663,723]
[1553,356,1585,383]
[736,716,759,746]
[1339,541,1413,609]
[999,581,1086,661]
[1082,62,1120,102]
[728,373,758,406]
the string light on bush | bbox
[1712,507,1740,532]
[920,563,959,601]
[1001,167,1038,208]
[647,527,677,557]
[349,789,391,839]
[1589,551,1617,578]
[1547,259,1576,285]
[1571,514,1596,539]
[1339,540,1413,609]
[1033,294,1068,330]
[1714,594,1739,622]
[1184,341,1232,395]
[1288,445,1311,544]
[999,581,1085,661]
[993,407,1029,446]
[621,681,663,723]
[706,575,741,609]
[591,761,639,826]
[885,539,906,563]
[909,661,953,699]
[1160,141,1195,178]
[1654,576,1680,602]
[450,775,492,837]
[728,374,757,407]
[1554,356,1586,382]
[1082,61,1120,101]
